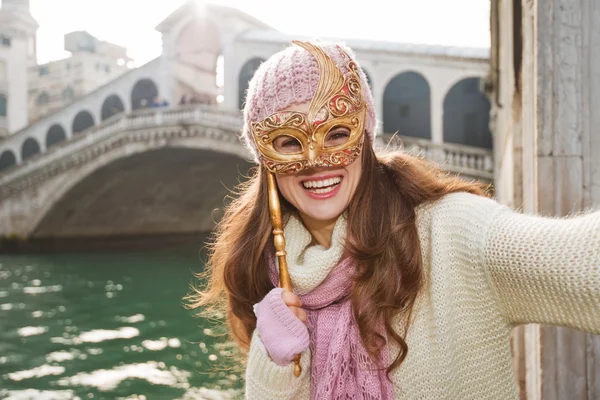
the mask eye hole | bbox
[273,135,303,154]
[325,127,351,148]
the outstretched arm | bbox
[483,207,600,333]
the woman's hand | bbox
[281,290,307,323]
[254,287,310,366]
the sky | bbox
[24,0,490,66]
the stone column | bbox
[534,0,600,398]
[430,85,444,144]
[221,42,238,112]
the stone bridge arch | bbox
[131,79,159,110]
[443,77,492,149]
[29,140,251,238]
[101,94,125,121]
[46,124,67,149]
[238,57,265,110]
[383,71,432,139]
[72,110,95,135]
[21,138,41,161]
[0,150,16,171]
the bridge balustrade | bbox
[380,134,494,181]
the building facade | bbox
[0,0,37,137]
[28,31,133,123]
[0,0,133,137]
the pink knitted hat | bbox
[241,41,377,163]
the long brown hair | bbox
[186,140,488,373]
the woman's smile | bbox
[299,174,343,199]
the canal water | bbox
[0,245,242,400]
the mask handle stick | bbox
[266,170,302,377]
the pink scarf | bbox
[268,253,395,399]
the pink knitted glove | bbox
[254,287,310,366]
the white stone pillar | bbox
[222,42,238,111]
[430,85,444,144]
[373,88,384,135]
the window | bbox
[238,58,266,110]
[0,94,6,117]
[1,36,11,47]
[383,71,432,140]
[0,61,6,85]
[38,66,49,76]
[37,92,50,106]
[62,87,75,102]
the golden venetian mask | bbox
[250,41,367,174]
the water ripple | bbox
[0,248,238,397]
[0,389,77,400]
[57,361,191,391]
[77,327,139,343]
[7,365,65,381]
[174,387,241,400]
[115,313,145,323]
[17,326,49,337]
[51,327,139,345]
[23,285,63,295]
[141,337,181,351]
[45,350,77,363]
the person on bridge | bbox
[187,40,600,399]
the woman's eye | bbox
[325,129,351,147]
[273,136,302,153]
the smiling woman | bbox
[186,40,600,400]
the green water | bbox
[0,247,242,400]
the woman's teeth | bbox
[301,177,341,193]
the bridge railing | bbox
[0,105,243,185]
[378,134,494,181]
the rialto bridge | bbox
[0,1,493,241]
[0,105,492,240]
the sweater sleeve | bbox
[483,207,600,333]
[245,330,311,399]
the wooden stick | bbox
[266,171,302,377]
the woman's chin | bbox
[297,200,346,222]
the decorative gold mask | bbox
[251,41,366,174]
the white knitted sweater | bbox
[244,193,600,399]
